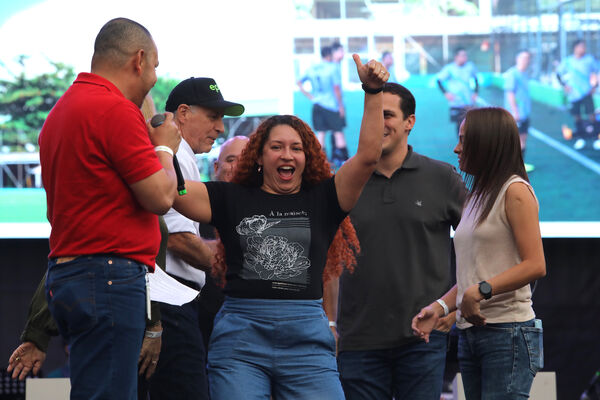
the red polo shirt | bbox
[38,73,162,268]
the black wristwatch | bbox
[361,83,384,94]
[478,281,492,300]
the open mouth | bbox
[277,166,295,180]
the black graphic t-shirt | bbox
[206,177,346,299]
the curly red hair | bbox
[211,115,359,287]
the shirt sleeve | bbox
[163,207,198,235]
[437,65,450,81]
[205,181,232,230]
[20,275,58,352]
[470,62,478,76]
[104,101,163,185]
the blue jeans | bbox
[46,255,146,400]
[207,297,344,400]
[149,276,209,400]
[458,319,544,400]
[337,330,448,400]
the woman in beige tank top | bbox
[411,107,546,399]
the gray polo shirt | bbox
[338,146,467,352]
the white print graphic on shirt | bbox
[236,215,311,283]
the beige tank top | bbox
[454,175,537,329]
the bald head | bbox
[91,18,155,70]
[214,136,249,182]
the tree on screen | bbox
[0,56,74,152]
[0,56,179,153]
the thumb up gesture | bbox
[352,54,389,90]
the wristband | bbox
[154,146,174,157]
[436,299,449,317]
[361,83,384,94]
[145,329,163,338]
[328,321,337,328]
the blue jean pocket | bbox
[48,272,97,336]
[521,325,544,373]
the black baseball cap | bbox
[165,77,245,116]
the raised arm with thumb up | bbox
[334,54,389,213]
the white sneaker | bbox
[593,139,600,150]
[574,138,586,150]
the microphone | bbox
[150,114,187,196]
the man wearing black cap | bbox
[148,77,244,400]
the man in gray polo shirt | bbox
[333,82,467,400]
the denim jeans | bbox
[207,296,344,400]
[458,319,544,400]
[337,330,448,400]
[149,276,209,400]
[46,255,146,400]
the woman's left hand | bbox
[460,285,486,326]
[352,54,389,89]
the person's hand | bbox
[330,325,339,355]
[352,54,389,90]
[471,93,478,103]
[411,304,440,343]
[435,310,456,333]
[460,285,486,326]
[444,92,455,102]
[564,85,572,94]
[138,323,162,380]
[147,112,181,155]
[338,104,345,119]
[7,342,46,380]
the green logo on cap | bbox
[209,84,220,93]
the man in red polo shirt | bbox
[37,17,180,399]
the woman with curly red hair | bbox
[173,54,388,399]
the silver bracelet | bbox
[328,321,337,328]
[145,329,163,338]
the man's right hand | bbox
[352,54,389,89]
[7,342,46,380]
[147,112,181,155]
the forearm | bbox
[172,180,211,224]
[355,91,384,166]
[155,152,178,206]
[432,284,458,317]
[130,154,178,215]
[487,260,545,297]
[167,232,214,272]
[322,278,339,323]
